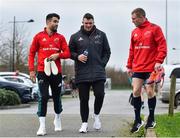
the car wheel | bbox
[162,99,169,103]
[174,93,180,108]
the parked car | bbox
[61,75,72,95]
[0,72,30,79]
[160,64,180,108]
[0,72,70,100]
[0,77,32,103]
[1,75,39,101]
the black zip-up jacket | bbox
[69,26,111,84]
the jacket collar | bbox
[80,25,96,36]
[43,27,57,36]
[138,20,150,29]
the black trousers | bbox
[77,80,105,122]
[37,72,62,117]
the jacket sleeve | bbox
[28,35,39,71]
[154,26,167,64]
[101,33,111,67]
[126,33,134,69]
[59,35,70,59]
[69,35,78,61]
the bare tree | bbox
[0,23,10,69]
[0,24,30,71]
[14,25,30,68]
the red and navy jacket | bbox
[28,28,70,73]
[126,20,167,72]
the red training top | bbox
[28,28,70,73]
[126,20,167,72]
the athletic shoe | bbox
[44,58,51,76]
[51,61,58,75]
[93,114,101,130]
[155,68,165,83]
[145,118,156,129]
[54,114,62,131]
[37,127,46,136]
[146,67,165,85]
[146,71,157,84]
[131,120,144,133]
[79,122,88,133]
[37,117,47,136]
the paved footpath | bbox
[0,114,132,137]
[0,90,178,137]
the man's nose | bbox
[87,24,91,27]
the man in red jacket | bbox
[28,13,70,136]
[126,8,167,133]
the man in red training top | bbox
[126,8,167,133]
[28,13,70,136]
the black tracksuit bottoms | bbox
[77,80,105,122]
[37,72,62,117]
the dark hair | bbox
[132,8,146,18]
[46,13,60,21]
[83,13,94,20]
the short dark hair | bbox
[83,13,94,20]
[132,8,146,18]
[46,13,60,21]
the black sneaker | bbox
[145,118,156,129]
[131,120,144,133]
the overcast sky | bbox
[1,0,180,70]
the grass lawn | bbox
[120,112,180,137]
[155,112,180,137]
[118,115,145,137]
[120,124,145,137]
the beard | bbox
[51,25,58,32]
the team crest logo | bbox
[54,38,59,43]
[144,31,151,36]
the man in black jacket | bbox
[69,13,111,133]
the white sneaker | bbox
[79,122,88,133]
[54,114,62,131]
[51,61,58,75]
[37,117,47,136]
[44,58,51,76]
[93,114,101,130]
[37,127,46,136]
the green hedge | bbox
[0,89,21,106]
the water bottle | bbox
[83,49,88,63]
[83,49,88,56]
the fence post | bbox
[168,74,176,116]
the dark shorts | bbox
[132,72,151,81]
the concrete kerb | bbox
[145,128,157,138]
[0,104,30,109]
[144,115,157,138]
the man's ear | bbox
[46,19,51,25]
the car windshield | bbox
[24,78,34,85]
